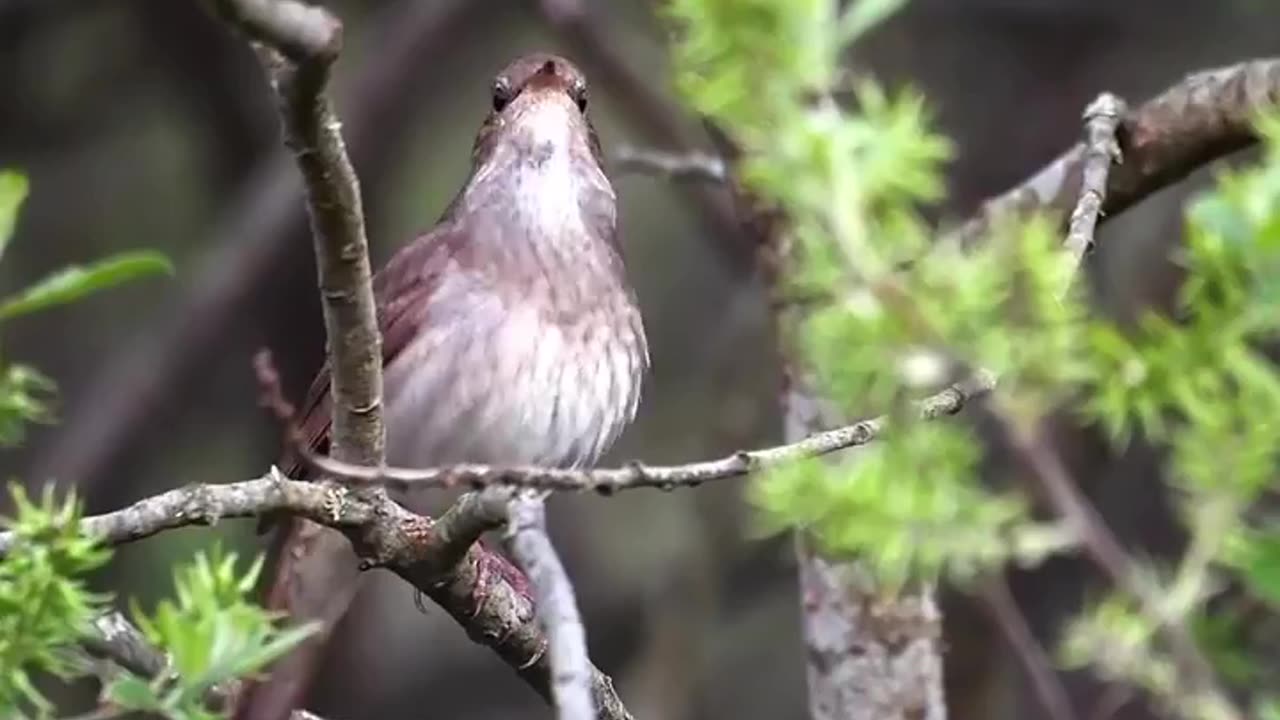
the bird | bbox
[233,52,649,720]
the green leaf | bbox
[0,484,112,715]
[0,170,28,264]
[105,673,163,712]
[0,250,172,321]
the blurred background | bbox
[2,0,1279,718]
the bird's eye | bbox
[570,80,588,113]
[492,78,513,112]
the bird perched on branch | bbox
[234,53,649,720]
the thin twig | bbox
[612,145,727,183]
[284,371,996,492]
[0,367,991,557]
[1005,427,1240,719]
[506,492,595,720]
[978,578,1076,720]
[1064,93,1126,266]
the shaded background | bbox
[1,0,1278,718]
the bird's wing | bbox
[284,223,458,479]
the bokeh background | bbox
[2,1,1279,718]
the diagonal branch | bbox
[984,90,1239,718]
[84,610,242,713]
[85,611,169,681]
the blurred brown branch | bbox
[1002,422,1239,718]
[978,578,1076,720]
[983,88,1239,717]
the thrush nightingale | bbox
[235,53,649,719]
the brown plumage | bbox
[234,53,648,720]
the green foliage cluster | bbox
[0,486,111,715]
[106,548,315,720]
[667,0,1280,716]
[0,172,313,719]
[666,0,1077,582]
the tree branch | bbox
[1065,93,1126,267]
[505,492,595,720]
[209,0,342,62]
[0,468,635,720]
[0,367,994,558]
[208,0,385,472]
[83,610,240,712]
[977,578,1076,720]
[612,145,727,183]
[282,371,996,493]
[953,58,1280,248]
[85,611,167,681]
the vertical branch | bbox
[710,126,949,718]
[1064,93,1126,267]
[203,2,385,718]
[251,17,386,471]
[506,491,597,720]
